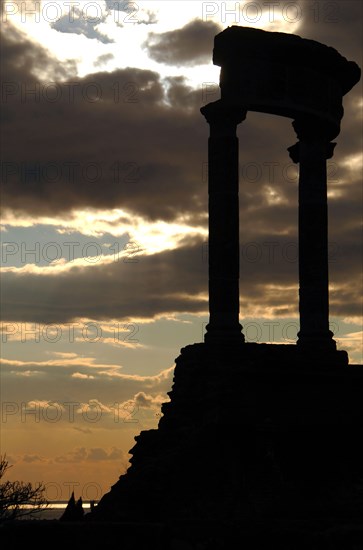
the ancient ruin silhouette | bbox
[201,26,360,357]
[89,26,362,524]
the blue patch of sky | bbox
[1,225,131,268]
[50,7,114,44]
[105,1,131,12]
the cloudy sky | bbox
[1,0,362,501]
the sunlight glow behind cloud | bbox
[5,0,301,87]
[1,207,208,267]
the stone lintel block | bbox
[213,26,361,138]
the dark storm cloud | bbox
[1,13,360,224]
[1,240,208,324]
[2,220,361,324]
[297,0,363,62]
[0,23,77,82]
[0,25,206,222]
[144,19,222,66]
[0,3,361,322]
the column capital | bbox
[288,115,337,163]
[287,141,336,164]
[200,100,247,136]
[291,115,339,143]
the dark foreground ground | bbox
[5,349,361,548]
[1,518,363,549]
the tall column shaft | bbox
[208,130,240,333]
[289,120,336,351]
[201,100,246,344]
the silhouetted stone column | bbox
[288,118,337,351]
[200,100,246,344]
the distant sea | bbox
[20,502,93,521]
